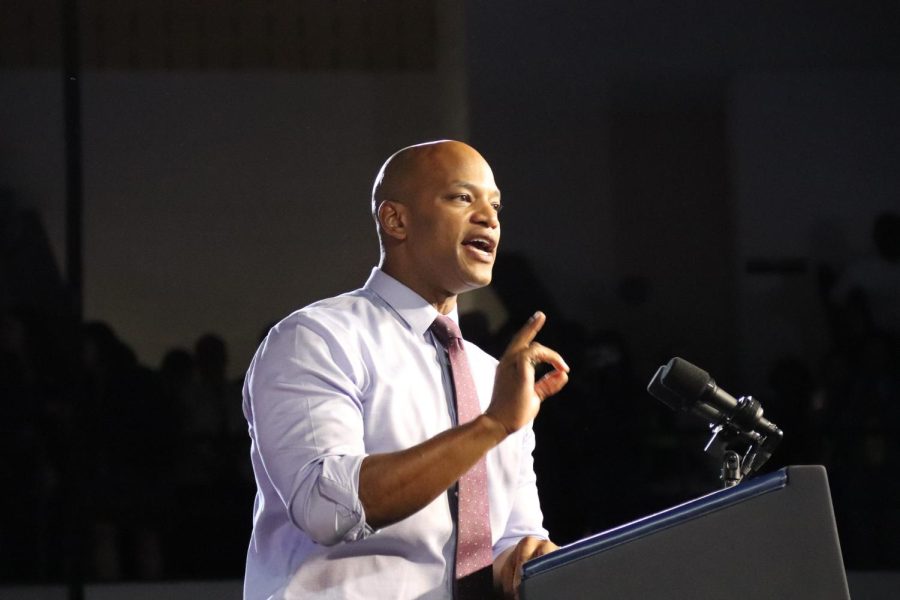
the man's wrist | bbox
[472,413,510,446]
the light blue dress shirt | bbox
[242,268,548,600]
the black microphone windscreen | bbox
[647,365,687,411]
[660,357,711,401]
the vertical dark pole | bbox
[62,2,85,599]
[63,0,83,321]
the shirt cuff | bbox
[295,453,375,545]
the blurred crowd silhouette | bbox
[1,207,898,584]
[1,314,255,582]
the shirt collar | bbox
[364,267,459,337]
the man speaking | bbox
[242,140,570,599]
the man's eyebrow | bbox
[450,180,502,199]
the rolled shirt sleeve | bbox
[246,313,375,546]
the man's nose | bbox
[472,199,499,228]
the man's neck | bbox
[379,260,458,315]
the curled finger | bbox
[534,369,569,401]
[526,342,570,373]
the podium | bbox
[520,465,850,599]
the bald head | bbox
[372,140,487,215]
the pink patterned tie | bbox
[430,315,494,587]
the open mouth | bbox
[462,237,496,254]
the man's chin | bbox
[458,270,493,293]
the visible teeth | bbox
[463,237,494,254]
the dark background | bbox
[2,0,899,587]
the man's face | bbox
[400,143,502,299]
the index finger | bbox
[505,311,546,352]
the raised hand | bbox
[485,312,570,435]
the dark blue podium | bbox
[520,465,850,599]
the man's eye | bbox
[456,194,472,202]
[493,203,503,213]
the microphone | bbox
[647,357,783,482]
[648,357,781,440]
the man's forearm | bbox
[359,311,568,531]
[358,414,508,529]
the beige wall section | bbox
[74,4,470,378]
[80,68,468,379]
[0,70,67,271]
[1,3,473,378]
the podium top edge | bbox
[522,467,794,580]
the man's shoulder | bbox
[251,288,386,371]
[276,288,384,333]
[303,287,374,315]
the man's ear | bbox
[378,200,407,241]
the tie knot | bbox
[430,314,462,348]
